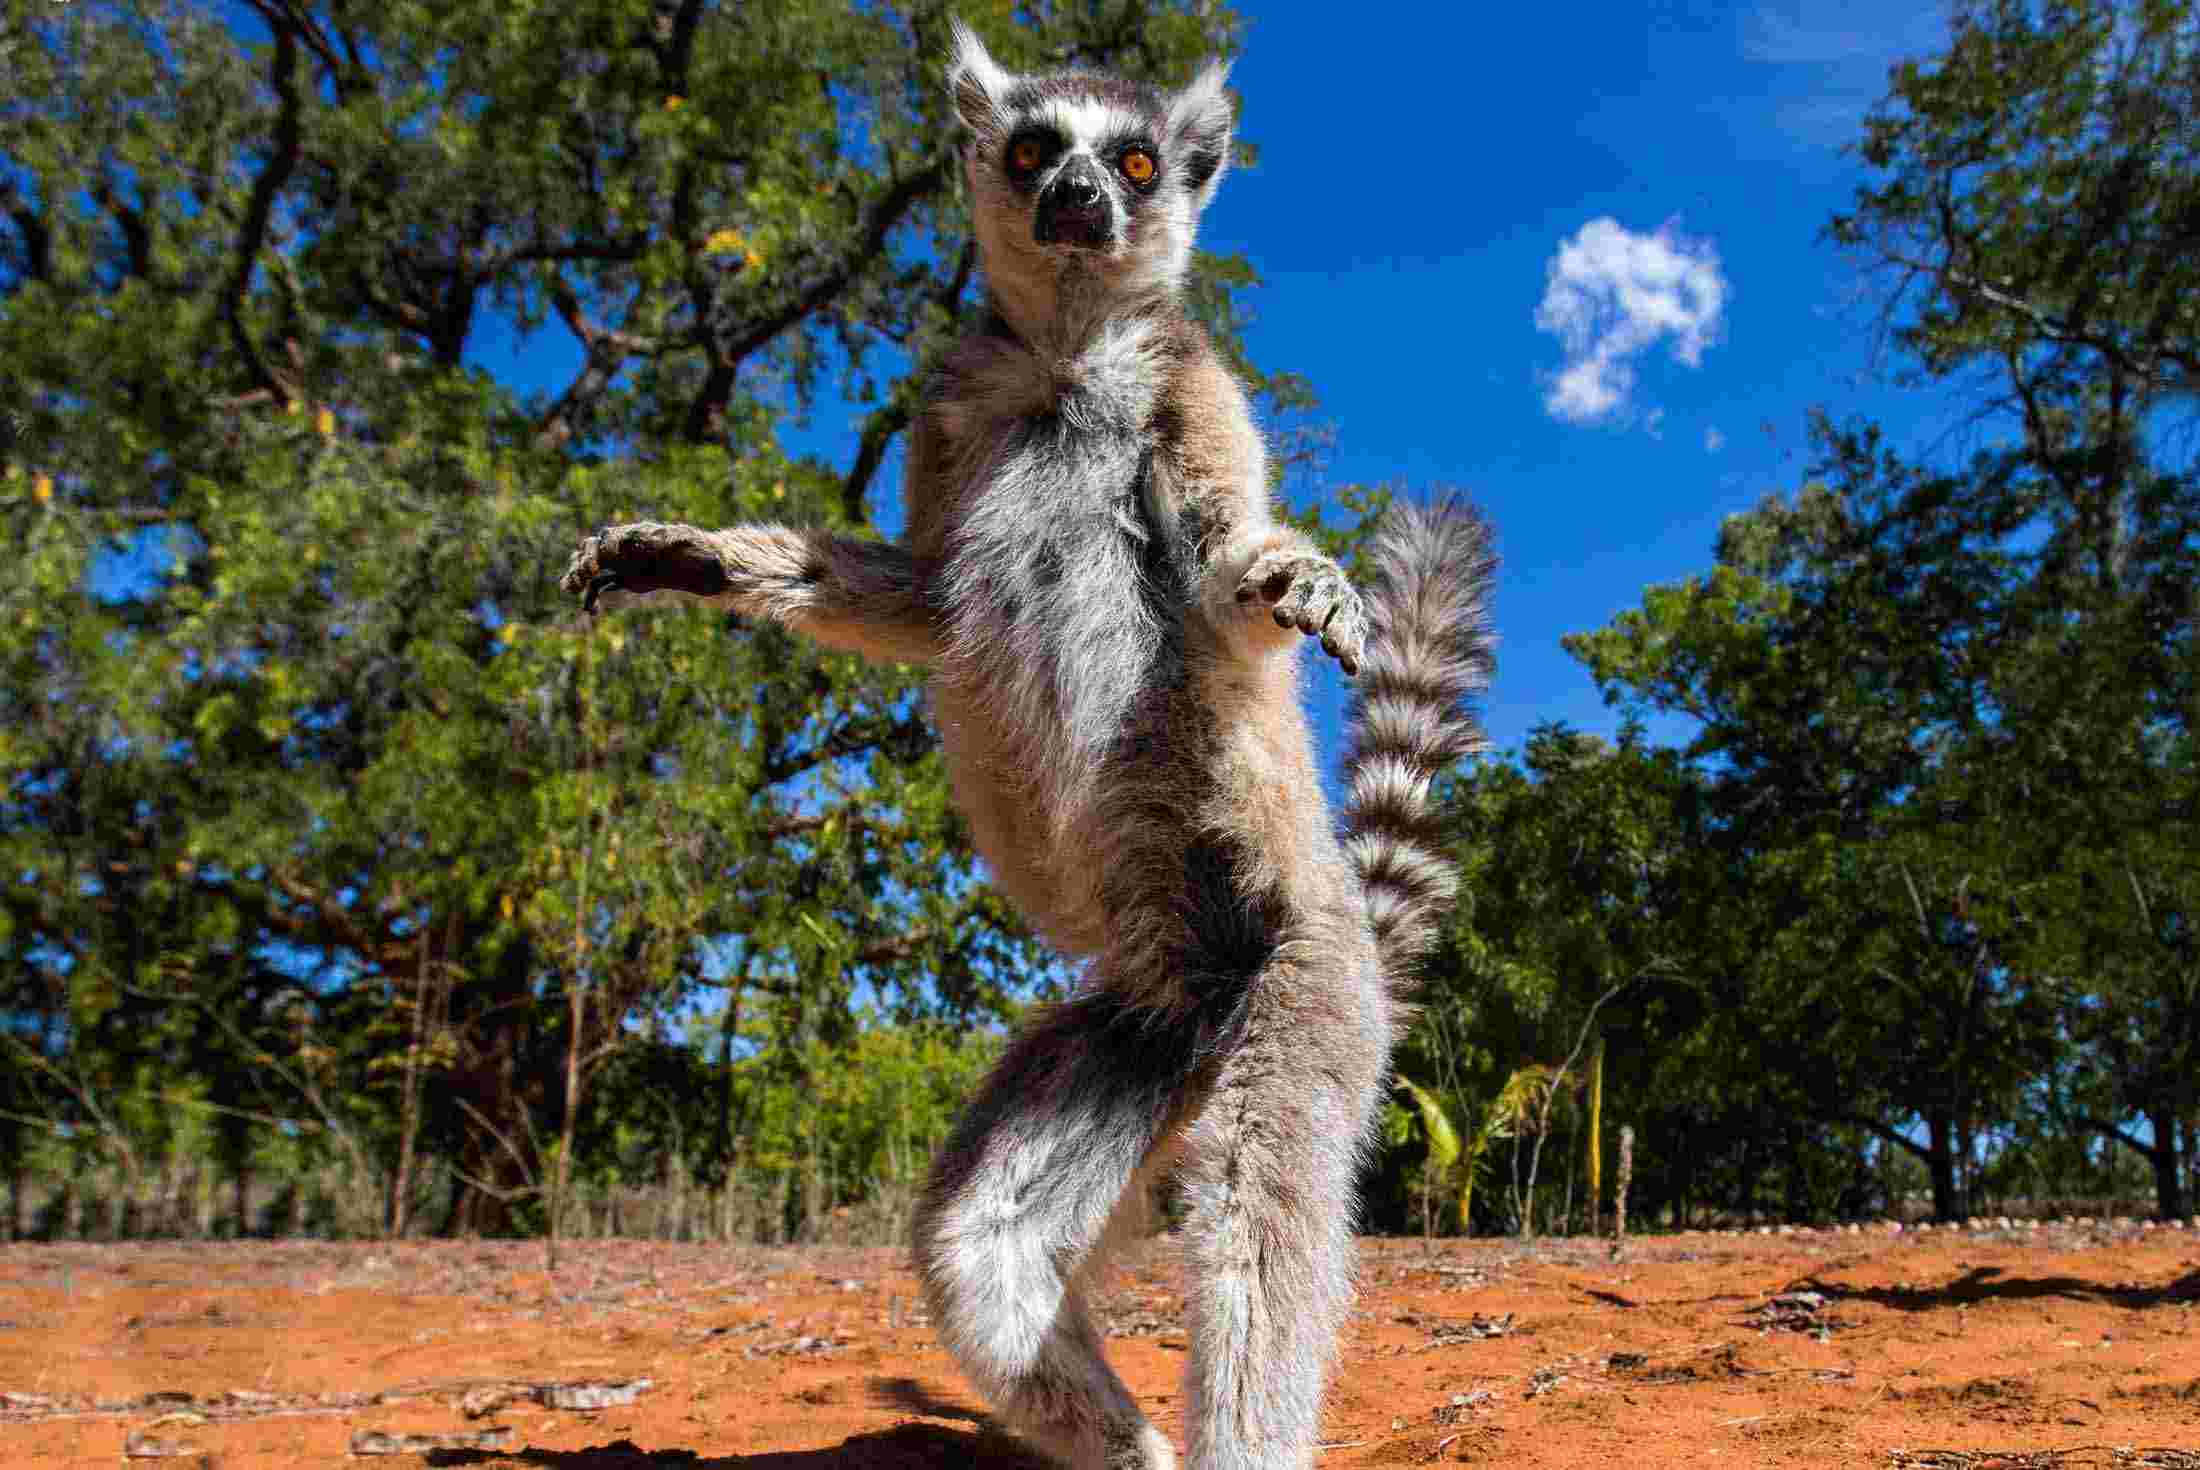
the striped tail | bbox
[1340,498,1496,994]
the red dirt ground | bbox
[4,1221,2197,1467]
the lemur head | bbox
[946,22,1233,335]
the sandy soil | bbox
[3,1221,2197,1468]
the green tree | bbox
[1570,446,2070,1221]
[1402,723,1712,1234]
[1,0,1279,1236]
[1545,0,2199,1224]
[1828,0,2200,1215]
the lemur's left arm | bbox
[1158,348,1366,676]
[560,521,941,666]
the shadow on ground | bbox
[425,1382,1046,1468]
[862,1376,990,1426]
[1791,1262,2200,1312]
[428,1421,1053,1468]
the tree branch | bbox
[269,869,383,961]
[682,156,951,442]
[839,237,978,522]
[1941,264,2198,390]
[266,0,349,93]
[536,277,658,448]
[2075,1114,2164,1164]
[224,5,306,405]
[1841,1111,1933,1167]
[762,707,933,785]
[0,178,53,285]
[92,180,152,284]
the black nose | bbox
[1035,160,1112,248]
[1049,172,1101,208]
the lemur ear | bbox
[946,20,1013,136]
[1168,61,1235,205]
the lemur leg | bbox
[913,992,1203,1470]
[1176,942,1390,1470]
[560,520,942,665]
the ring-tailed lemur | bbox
[559,24,1493,1469]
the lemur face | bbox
[947,23,1233,302]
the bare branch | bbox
[839,237,979,521]
[485,236,652,276]
[762,707,932,785]
[452,1096,542,1193]
[1897,860,1931,941]
[649,0,708,79]
[535,277,659,448]
[1942,264,2198,391]
[2125,864,2153,933]
[223,6,306,405]
[683,156,951,442]
[180,989,378,1187]
[267,0,347,90]
[91,180,152,283]
[1842,1110,1935,1166]
[0,177,52,284]
[1,1036,141,1178]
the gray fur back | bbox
[1340,500,1496,991]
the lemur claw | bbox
[1235,550,1366,676]
[560,522,730,614]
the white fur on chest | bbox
[937,314,1171,447]
[934,315,1181,847]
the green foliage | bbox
[1391,1078,1461,1172]
[0,0,1265,1238]
[1376,0,2199,1231]
[5,0,2195,1244]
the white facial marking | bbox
[1039,97,1117,152]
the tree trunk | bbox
[2083,1117,2186,1222]
[1561,1123,1578,1237]
[159,1158,184,1237]
[1614,1125,1634,1243]
[1585,1039,1603,1236]
[389,926,435,1239]
[2185,1116,2197,1219]
[1924,1106,1962,1222]
[1736,1137,1761,1226]
[547,976,586,1270]
[2146,1106,2186,1220]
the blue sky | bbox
[1206,0,1974,760]
[474,2,1992,769]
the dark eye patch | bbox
[1004,128,1063,185]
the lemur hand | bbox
[1234,549,1367,676]
[561,522,729,614]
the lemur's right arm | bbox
[1156,340,1368,676]
[560,521,941,666]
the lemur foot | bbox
[1235,549,1366,675]
[560,521,729,613]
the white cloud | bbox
[1534,218,1729,427]
[1743,2,1946,65]
[1705,427,1727,453]
[1740,3,1951,145]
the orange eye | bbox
[1010,138,1045,173]
[1119,149,1156,185]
